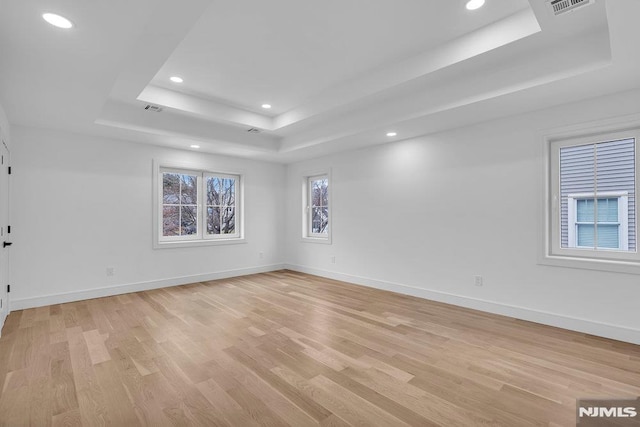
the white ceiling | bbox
[151,0,531,114]
[1,0,639,162]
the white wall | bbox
[285,89,640,344]
[10,126,286,308]
[0,102,9,149]
[0,103,8,145]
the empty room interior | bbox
[1,0,640,425]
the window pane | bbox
[321,179,328,206]
[221,178,236,207]
[207,177,221,206]
[560,144,595,248]
[311,181,322,207]
[163,173,180,204]
[595,138,635,252]
[180,174,197,204]
[207,207,220,235]
[311,207,328,234]
[321,207,329,233]
[577,224,594,247]
[597,198,618,223]
[597,224,619,248]
[311,207,322,233]
[181,206,197,235]
[162,206,180,236]
[221,207,235,234]
[576,199,595,222]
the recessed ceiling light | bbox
[261,104,272,109]
[190,144,200,149]
[170,76,184,83]
[386,132,397,137]
[42,13,73,29]
[466,0,485,10]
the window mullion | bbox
[593,147,597,249]
[178,176,183,236]
[308,178,313,235]
[199,173,204,239]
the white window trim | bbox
[567,192,628,251]
[153,160,245,249]
[302,169,332,244]
[540,115,640,274]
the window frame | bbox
[542,123,640,273]
[302,170,332,244]
[153,161,245,249]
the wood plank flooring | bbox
[1,270,639,426]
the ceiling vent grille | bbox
[548,0,593,15]
[144,104,163,112]
[247,127,261,133]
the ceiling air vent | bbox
[548,0,593,16]
[144,104,163,112]
[247,127,261,133]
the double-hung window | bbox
[155,165,242,248]
[302,173,331,243]
[567,193,628,250]
[546,129,639,269]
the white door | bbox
[0,141,10,328]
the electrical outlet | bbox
[474,275,483,286]
[259,252,264,259]
[331,256,336,264]
[106,267,114,277]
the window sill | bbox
[538,253,640,275]
[302,236,332,245]
[154,238,247,249]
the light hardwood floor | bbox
[0,270,639,426]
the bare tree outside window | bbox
[162,173,198,236]
[310,177,328,234]
[206,176,236,235]
[157,167,241,246]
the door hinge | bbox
[7,166,11,175]
[6,285,9,293]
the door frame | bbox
[0,138,10,335]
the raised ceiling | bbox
[151,0,531,114]
[1,0,639,162]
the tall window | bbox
[205,175,237,236]
[548,130,639,265]
[162,172,198,237]
[310,176,329,235]
[303,173,331,242]
[156,166,242,247]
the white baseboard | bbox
[10,264,285,311]
[284,264,640,345]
